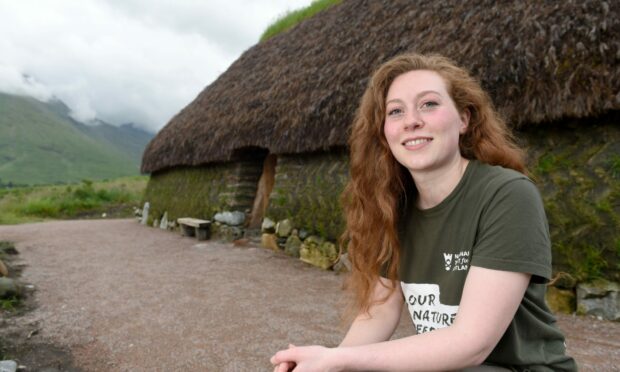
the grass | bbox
[260,0,341,42]
[0,296,19,312]
[0,176,148,224]
[609,154,620,179]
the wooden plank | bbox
[177,217,210,228]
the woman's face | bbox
[383,70,469,177]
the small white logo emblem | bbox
[443,253,453,271]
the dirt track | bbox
[0,219,618,371]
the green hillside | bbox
[0,93,151,186]
[43,98,153,163]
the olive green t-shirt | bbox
[398,160,577,371]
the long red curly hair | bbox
[341,53,527,318]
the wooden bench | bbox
[177,218,211,241]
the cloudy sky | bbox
[0,0,314,133]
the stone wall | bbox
[143,158,263,224]
[523,114,620,282]
[265,150,349,240]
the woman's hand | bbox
[272,344,296,372]
[271,344,341,372]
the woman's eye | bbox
[387,108,403,116]
[420,101,439,109]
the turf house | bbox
[142,0,620,294]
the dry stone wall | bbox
[265,151,349,240]
[143,158,263,224]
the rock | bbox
[214,211,246,226]
[261,233,279,251]
[152,219,159,228]
[298,229,309,240]
[0,259,8,277]
[284,235,303,257]
[159,212,168,229]
[300,236,337,270]
[261,217,276,233]
[551,272,577,289]
[140,202,150,225]
[333,252,351,273]
[0,360,17,372]
[545,287,575,314]
[167,220,176,230]
[276,237,287,249]
[0,241,17,255]
[0,278,20,299]
[242,228,261,239]
[276,219,293,238]
[220,226,243,242]
[576,280,620,321]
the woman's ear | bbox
[459,108,470,134]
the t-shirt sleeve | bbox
[470,178,552,283]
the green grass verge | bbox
[0,176,148,224]
[260,0,341,42]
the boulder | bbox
[275,219,293,238]
[0,360,17,372]
[261,234,279,251]
[214,211,246,226]
[159,212,168,229]
[298,229,309,240]
[576,280,620,321]
[300,236,337,270]
[0,277,20,299]
[545,287,575,314]
[284,235,303,257]
[0,259,7,277]
[219,226,244,242]
[140,202,150,225]
[261,217,276,233]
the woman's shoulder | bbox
[471,160,532,189]
[468,160,541,204]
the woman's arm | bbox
[271,266,530,371]
[339,276,404,347]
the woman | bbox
[271,53,577,371]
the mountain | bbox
[0,93,154,186]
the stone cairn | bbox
[260,218,350,272]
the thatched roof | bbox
[142,0,620,173]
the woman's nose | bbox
[404,111,424,130]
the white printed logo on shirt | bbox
[442,250,469,271]
[400,282,459,334]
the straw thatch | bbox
[142,0,620,173]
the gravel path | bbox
[0,219,618,371]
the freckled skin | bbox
[383,70,468,178]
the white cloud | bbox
[0,0,313,132]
